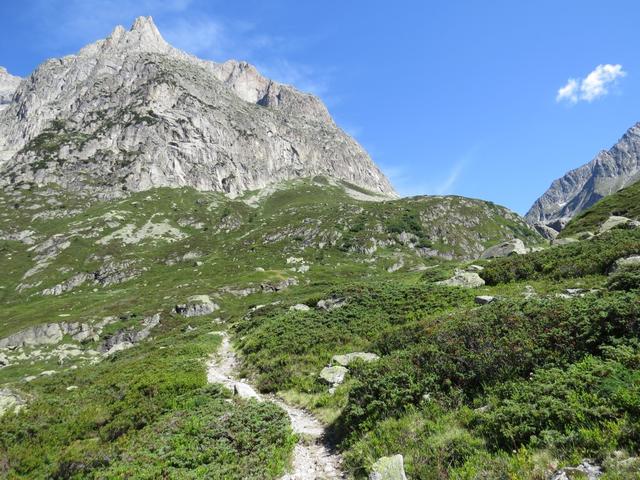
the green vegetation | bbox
[481,229,640,285]
[1,179,640,478]
[562,179,640,237]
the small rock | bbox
[474,295,495,305]
[66,385,78,391]
[466,264,484,272]
[369,454,408,480]
[437,270,485,288]
[550,460,602,480]
[290,304,310,312]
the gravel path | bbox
[207,332,346,479]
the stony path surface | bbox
[207,332,346,479]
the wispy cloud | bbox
[380,149,474,197]
[556,64,626,104]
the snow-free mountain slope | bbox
[526,122,640,229]
[0,16,395,199]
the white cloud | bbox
[556,78,579,103]
[556,64,626,104]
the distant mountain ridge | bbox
[0,16,395,199]
[526,122,640,230]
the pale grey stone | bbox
[480,239,527,259]
[175,295,219,317]
[437,270,485,288]
[369,454,408,480]
[319,366,348,385]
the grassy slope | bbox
[5,179,622,478]
[561,180,640,237]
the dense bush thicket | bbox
[235,282,475,392]
[481,230,640,285]
[337,292,640,441]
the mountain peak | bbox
[86,16,169,56]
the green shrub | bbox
[607,265,640,291]
[481,230,640,285]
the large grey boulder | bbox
[175,295,219,317]
[332,352,379,367]
[437,270,485,288]
[481,239,527,259]
[369,454,408,480]
[319,366,348,386]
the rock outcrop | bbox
[0,67,20,112]
[175,295,219,317]
[527,123,640,228]
[0,17,395,199]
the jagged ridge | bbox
[526,122,640,229]
[0,17,395,199]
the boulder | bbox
[332,352,380,366]
[0,389,25,417]
[369,454,408,480]
[481,239,527,259]
[532,222,559,240]
[317,296,346,311]
[474,295,495,305]
[599,215,633,234]
[437,270,485,288]
[550,460,602,480]
[261,278,298,293]
[319,366,348,386]
[175,295,219,317]
[609,255,640,273]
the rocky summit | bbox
[526,122,640,230]
[0,16,395,199]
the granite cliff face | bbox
[526,123,640,230]
[0,67,21,112]
[0,17,395,199]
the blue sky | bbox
[1,1,638,213]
